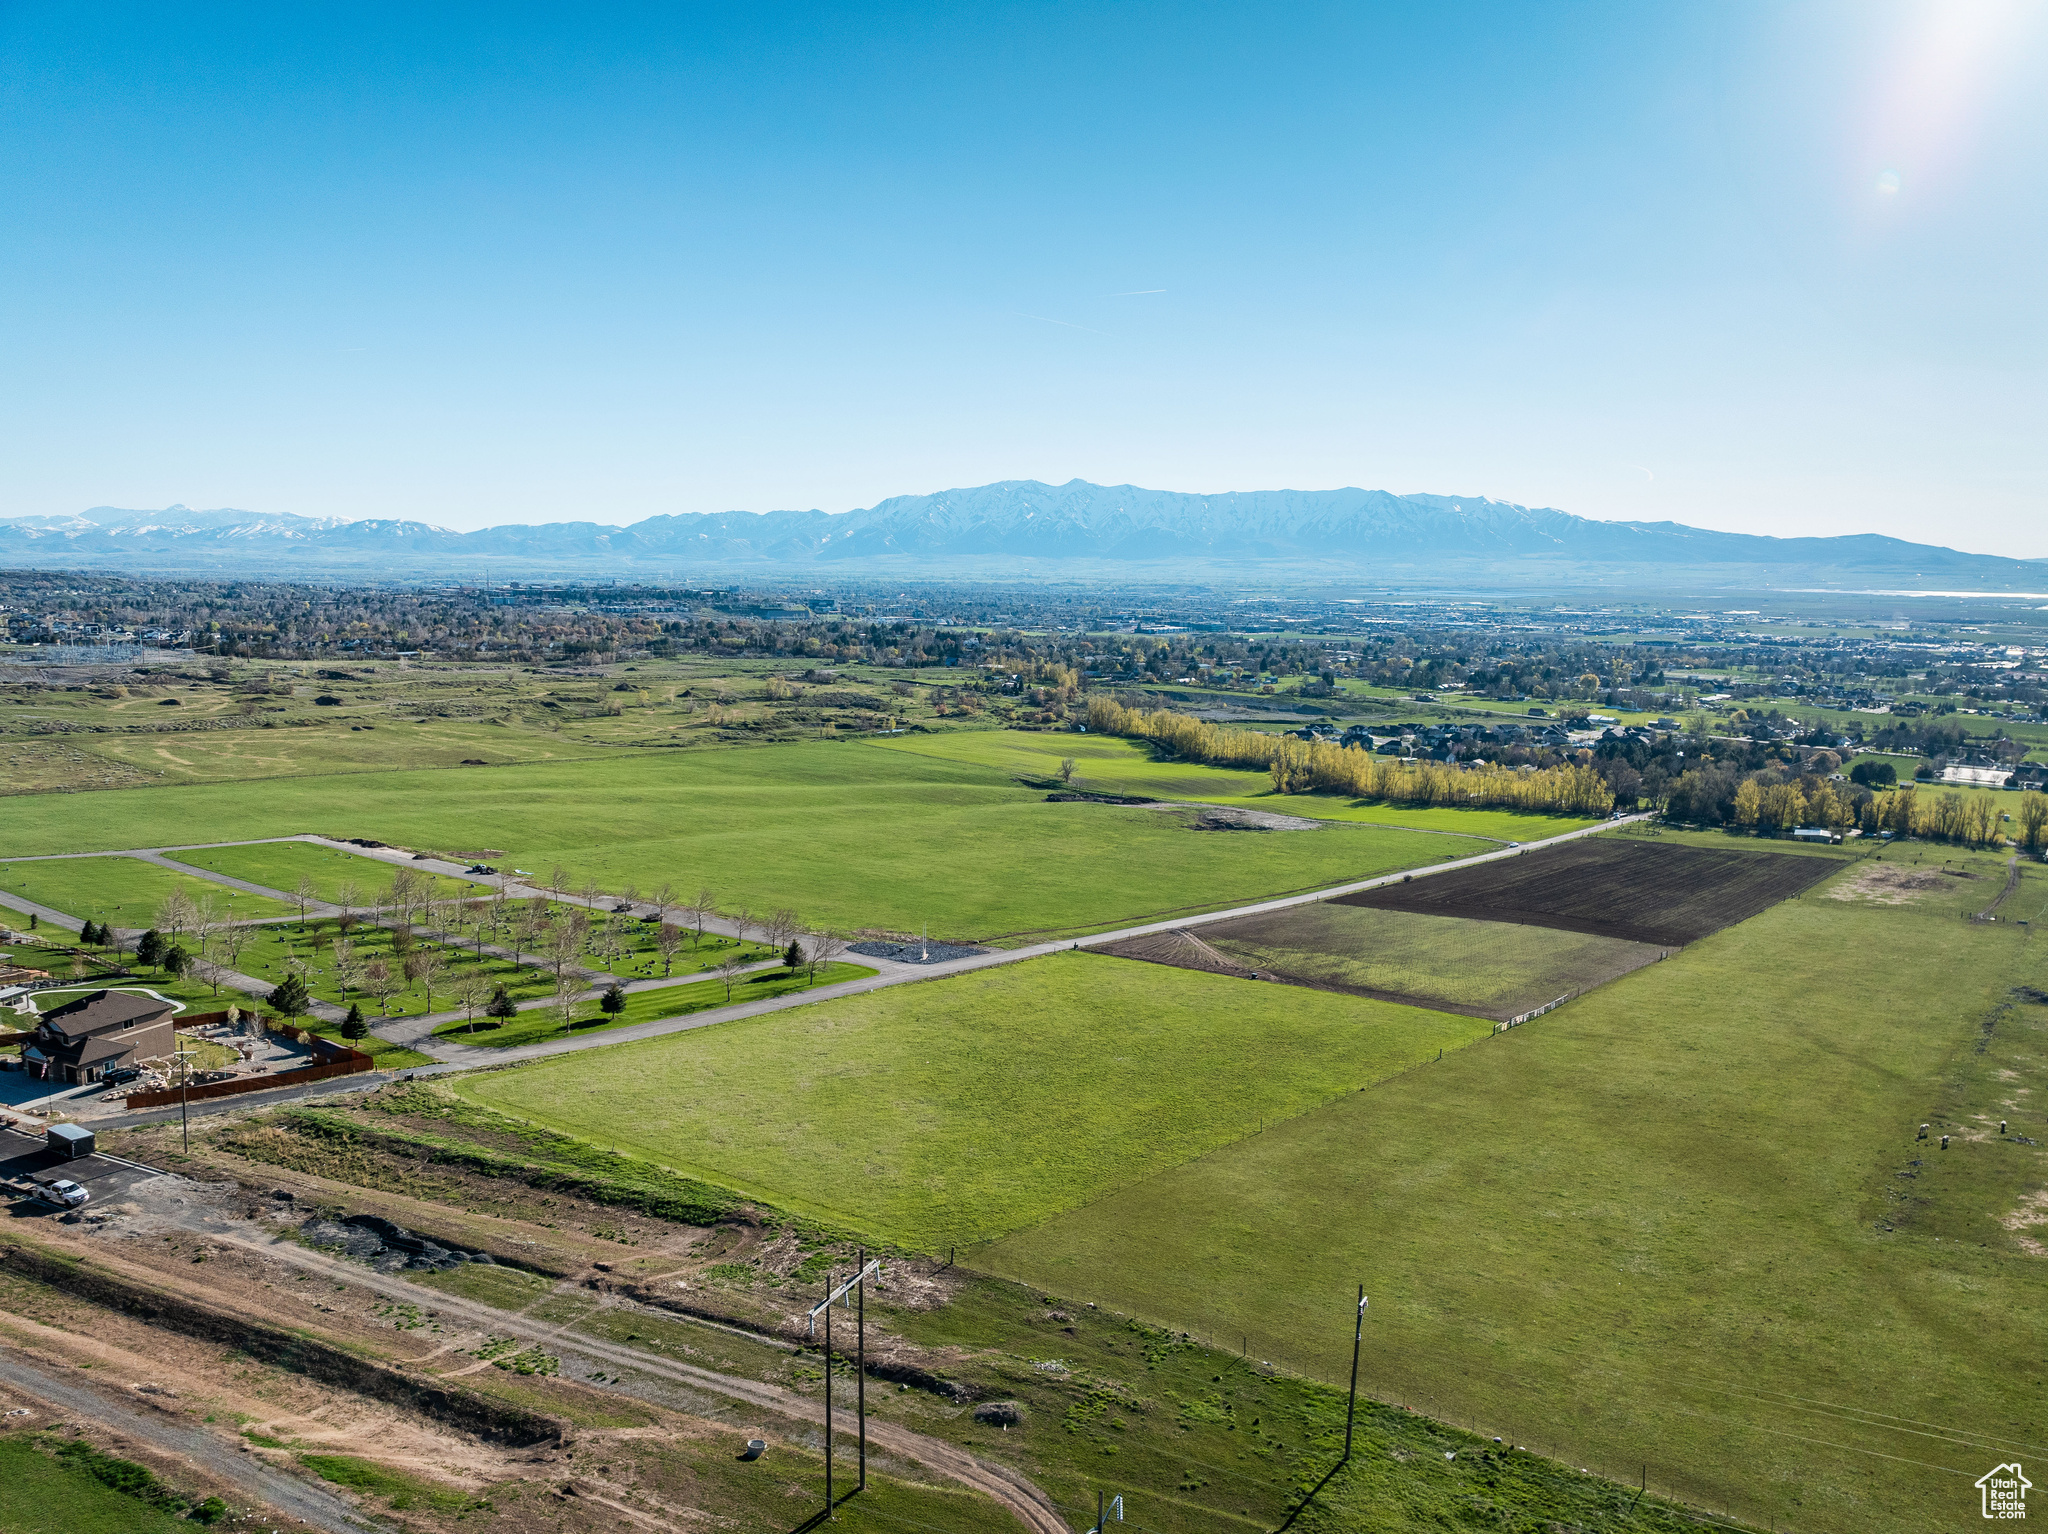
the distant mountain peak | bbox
[1,481,2038,588]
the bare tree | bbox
[548,865,572,902]
[551,970,580,1032]
[155,887,196,944]
[619,883,641,915]
[453,971,493,1034]
[688,888,716,948]
[293,876,319,926]
[334,878,360,924]
[654,922,684,977]
[410,947,448,1012]
[806,929,849,983]
[716,952,748,1004]
[546,916,584,985]
[332,936,365,999]
[579,878,602,913]
[1059,756,1077,785]
[649,880,676,930]
[764,907,801,954]
[364,958,399,1015]
[731,905,753,945]
[486,886,510,937]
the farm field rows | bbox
[873,727,1602,840]
[977,845,2048,1534]
[456,951,1491,1247]
[0,742,1468,941]
[1103,902,1671,1019]
[0,855,295,927]
[1337,834,1849,944]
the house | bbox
[17,989,176,1085]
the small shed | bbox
[46,1123,95,1160]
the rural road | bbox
[0,1344,385,1533]
[11,814,1649,1122]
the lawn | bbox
[0,1438,192,1534]
[977,847,2048,1534]
[0,855,295,927]
[227,918,559,1018]
[872,728,1602,840]
[457,951,1491,1247]
[435,959,878,1047]
[0,742,1464,941]
[163,839,485,905]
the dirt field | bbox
[1099,903,1671,1020]
[1332,835,1847,945]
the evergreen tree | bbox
[485,985,518,1023]
[784,939,804,972]
[600,982,627,1018]
[135,929,164,969]
[340,1002,367,1041]
[269,972,311,1023]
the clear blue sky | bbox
[4,2,2044,552]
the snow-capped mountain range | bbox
[2,481,2040,587]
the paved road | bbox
[0,1332,382,1533]
[21,815,1648,1114]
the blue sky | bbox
[4,2,2044,551]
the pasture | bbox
[456,951,1490,1247]
[979,846,2048,1534]
[1336,834,1847,945]
[874,727,1601,840]
[0,743,1463,941]
[1102,903,1670,1020]
[0,1438,192,1534]
[0,855,294,928]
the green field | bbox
[978,848,2048,1534]
[436,959,878,1047]
[163,839,485,904]
[0,742,1466,941]
[457,951,1490,1247]
[1188,902,1670,1018]
[873,727,1601,839]
[0,855,295,928]
[0,1438,193,1534]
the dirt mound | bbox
[1826,864,1949,904]
[1094,928,1253,978]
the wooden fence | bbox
[124,1039,375,1110]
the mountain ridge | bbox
[2,479,2041,588]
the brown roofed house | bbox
[21,990,176,1085]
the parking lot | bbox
[0,1124,163,1207]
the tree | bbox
[270,972,311,1025]
[293,876,318,926]
[79,919,100,947]
[332,936,365,998]
[649,881,676,931]
[485,984,519,1025]
[1733,779,1763,827]
[1059,756,1076,784]
[2019,792,2048,852]
[764,907,800,954]
[410,946,448,1011]
[551,971,580,1031]
[805,929,848,983]
[363,958,399,1015]
[716,952,747,1003]
[340,1002,368,1041]
[783,939,804,972]
[155,888,196,944]
[654,922,684,976]
[548,865,573,903]
[688,889,716,948]
[600,981,626,1019]
[731,905,754,945]
[1850,759,1896,788]
[333,878,360,924]
[453,971,494,1034]
[136,928,167,970]
[161,942,192,977]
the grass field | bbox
[457,951,1491,1247]
[0,855,295,927]
[0,742,1465,941]
[873,727,1601,839]
[435,959,877,1047]
[1136,902,1672,1019]
[163,839,485,904]
[977,847,2048,1534]
[0,1438,192,1534]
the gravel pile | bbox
[850,939,987,965]
[299,1212,498,1273]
